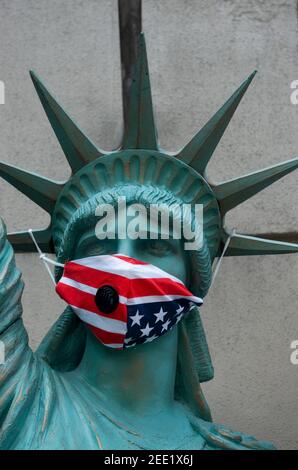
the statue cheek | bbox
[156,256,188,285]
[172,264,187,285]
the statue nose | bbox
[117,239,136,258]
[95,285,119,313]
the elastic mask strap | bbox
[28,229,64,286]
[210,228,236,288]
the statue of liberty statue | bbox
[0,25,297,449]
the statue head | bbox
[1,34,297,421]
[52,150,218,299]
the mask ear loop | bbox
[210,228,236,288]
[28,229,64,286]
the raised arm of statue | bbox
[0,217,34,442]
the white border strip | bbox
[70,305,127,335]
[73,254,183,284]
[60,277,203,306]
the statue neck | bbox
[76,327,178,424]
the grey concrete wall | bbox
[0,0,297,449]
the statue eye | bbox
[86,242,109,256]
[147,240,174,256]
[75,238,117,258]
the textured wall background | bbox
[0,0,297,450]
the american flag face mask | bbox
[28,231,203,350]
[55,254,203,349]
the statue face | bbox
[73,203,188,285]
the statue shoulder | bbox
[189,415,276,450]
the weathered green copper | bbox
[214,157,298,214]
[30,71,105,172]
[177,71,257,175]
[0,26,297,449]
[0,160,63,213]
[222,231,298,257]
[122,34,158,150]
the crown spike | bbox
[121,33,158,151]
[221,231,298,256]
[176,71,256,174]
[0,161,63,213]
[8,228,53,253]
[30,71,104,173]
[214,158,298,214]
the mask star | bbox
[154,307,167,323]
[176,313,183,323]
[130,310,144,326]
[140,323,154,337]
[124,337,134,344]
[161,319,171,332]
[176,304,184,315]
[145,334,158,343]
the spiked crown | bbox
[1,33,298,264]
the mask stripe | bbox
[58,276,202,308]
[88,325,124,349]
[61,265,188,296]
[56,281,127,322]
[113,254,148,265]
[70,305,127,335]
[58,273,202,305]
[59,276,97,295]
[87,330,124,345]
[71,255,183,284]
[125,295,202,305]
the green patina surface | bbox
[0,33,297,449]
